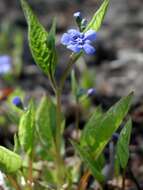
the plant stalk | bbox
[55,89,65,189]
[60,52,82,91]
[52,52,83,189]
[7,175,22,190]
[28,156,33,190]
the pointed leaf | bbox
[36,96,56,148]
[20,0,57,76]
[0,146,22,173]
[81,92,133,160]
[115,118,132,169]
[72,141,104,182]
[81,107,103,145]
[18,101,35,154]
[85,0,109,32]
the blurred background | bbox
[0,0,143,187]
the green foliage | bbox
[81,92,133,159]
[0,146,22,173]
[36,96,56,148]
[115,118,132,170]
[85,0,109,32]
[72,93,133,179]
[72,141,104,182]
[18,101,35,155]
[20,0,57,77]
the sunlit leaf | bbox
[20,0,57,76]
[18,101,35,155]
[0,146,22,173]
[115,118,132,169]
[85,0,109,32]
[81,92,133,160]
[36,96,56,148]
[72,141,104,182]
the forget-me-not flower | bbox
[61,29,96,55]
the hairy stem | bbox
[7,175,21,190]
[60,52,82,91]
[50,52,83,189]
[77,170,91,190]
[55,89,65,189]
[28,155,33,190]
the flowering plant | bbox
[0,0,134,190]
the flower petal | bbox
[84,30,96,41]
[67,44,82,53]
[83,43,95,55]
[67,29,81,37]
[61,33,71,45]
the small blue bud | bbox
[112,133,119,142]
[12,96,23,109]
[87,88,96,96]
[73,11,82,19]
[73,12,83,30]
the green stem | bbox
[49,52,83,189]
[60,52,82,90]
[75,98,80,139]
[48,73,57,93]
[55,89,65,189]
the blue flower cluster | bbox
[61,29,96,55]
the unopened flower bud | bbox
[87,88,96,96]
[73,11,83,29]
[73,11,82,20]
[12,96,24,109]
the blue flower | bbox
[0,55,11,75]
[61,29,96,55]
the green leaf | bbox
[72,141,104,182]
[20,0,57,76]
[85,0,109,32]
[0,146,22,173]
[46,18,57,77]
[81,92,133,160]
[18,101,35,155]
[81,107,103,145]
[115,118,132,169]
[14,134,20,153]
[36,96,56,148]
